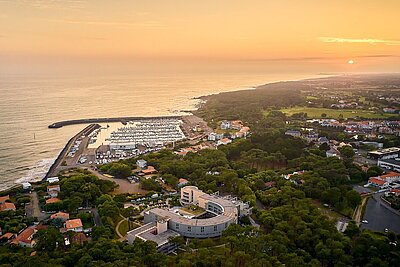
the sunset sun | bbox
[348,60,355,64]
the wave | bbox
[14,158,56,185]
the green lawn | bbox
[277,106,393,119]
[118,220,139,236]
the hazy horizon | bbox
[1,0,400,75]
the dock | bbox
[48,116,183,128]
[44,123,101,179]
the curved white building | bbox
[142,186,251,238]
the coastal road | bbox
[361,193,400,234]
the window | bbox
[201,227,204,233]
[188,226,191,232]
[176,223,179,230]
[214,225,217,231]
[225,223,228,228]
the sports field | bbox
[277,107,394,119]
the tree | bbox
[34,227,64,252]
[367,166,383,178]
[346,190,361,208]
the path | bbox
[353,196,369,226]
[91,208,102,226]
[116,215,128,241]
[26,192,47,221]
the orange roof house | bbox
[1,233,15,241]
[0,195,10,204]
[65,219,83,232]
[50,212,70,221]
[0,202,16,212]
[16,227,36,247]
[368,177,386,186]
[45,198,60,204]
[141,166,158,175]
[380,172,400,180]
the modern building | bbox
[126,220,180,253]
[367,147,400,160]
[128,186,251,251]
[378,158,400,172]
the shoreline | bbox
[4,73,337,194]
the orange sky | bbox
[0,0,399,71]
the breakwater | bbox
[44,123,101,179]
[48,116,184,128]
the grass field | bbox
[118,220,139,236]
[277,106,393,119]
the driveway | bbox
[26,192,47,221]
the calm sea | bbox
[0,66,321,191]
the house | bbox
[71,233,89,245]
[389,189,400,196]
[136,159,147,169]
[22,182,32,191]
[231,120,244,130]
[45,198,60,204]
[379,171,400,183]
[220,120,231,130]
[285,130,301,138]
[383,107,398,114]
[326,147,341,158]
[178,178,189,187]
[208,132,224,141]
[50,212,70,221]
[65,219,83,232]
[318,137,329,144]
[0,233,15,243]
[141,166,158,176]
[47,185,61,198]
[0,202,16,212]
[217,138,232,146]
[16,227,36,248]
[368,177,388,188]
[0,195,10,204]
[47,177,60,183]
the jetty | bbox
[44,123,101,179]
[48,116,183,128]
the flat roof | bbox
[148,207,235,227]
[369,147,400,155]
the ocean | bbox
[0,65,321,191]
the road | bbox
[26,192,47,221]
[91,208,102,226]
[361,193,400,234]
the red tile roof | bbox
[0,202,16,211]
[1,233,14,240]
[65,219,83,229]
[0,195,10,203]
[50,212,70,220]
[369,178,386,185]
[380,172,400,179]
[17,227,35,244]
[45,198,60,204]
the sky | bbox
[0,0,399,73]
